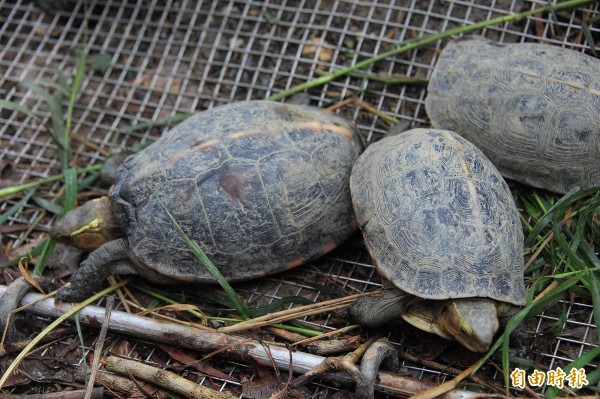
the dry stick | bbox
[217,290,375,333]
[0,329,69,357]
[326,98,400,125]
[0,281,127,389]
[410,360,497,399]
[291,335,382,388]
[104,356,236,399]
[1,387,104,399]
[399,352,503,395]
[84,295,114,399]
[292,324,361,347]
[0,284,486,399]
[524,232,554,272]
[74,368,139,396]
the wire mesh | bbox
[1,0,599,397]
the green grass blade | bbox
[0,241,46,269]
[582,366,600,391]
[524,188,581,247]
[0,164,102,198]
[471,274,583,393]
[31,168,79,275]
[545,346,600,398]
[60,168,78,217]
[582,19,598,57]
[19,80,66,155]
[270,323,323,337]
[134,284,322,336]
[33,237,56,276]
[500,276,586,393]
[0,99,41,121]
[133,284,207,320]
[121,112,194,134]
[32,196,63,214]
[64,49,87,170]
[0,189,35,225]
[571,237,600,344]
[267,0,597,101]
[246,296,314,318]
[159,201,250,320]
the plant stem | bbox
[0,164,102,198]
[268,0,597,101]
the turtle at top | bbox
[425,36,600,194]
[51,100,363,301]
[349,128,526,353]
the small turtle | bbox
[349,128,526,353]
[425,36,600,194]
[52,101,362,301]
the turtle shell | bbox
[425,36,600,194]
[350,128,525,305]
[109,101,362,282]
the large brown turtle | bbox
[349,128,526,354]
[51,100,363,301]
[425,36,600,194]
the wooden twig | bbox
[1,387,104,399]
[410,360,498,399]
[290,335,381,389]
[216,291,374,333]
[74,368,138,396]
[399,352,503,395]
[104,356,236,399]
[85,295,114,399]
[0,284,495,399]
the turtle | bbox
[425,36,600,194]
[349,128,526,353]
[52,100,363,301]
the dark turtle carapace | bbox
[52,101,363,301]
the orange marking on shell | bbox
[195,138,220,148]
[326,123,354,139]
[283,258,305,270]
[223,121,354,141]
[227,130,253,139]
[301,121,354,138]
[322,240,338,254]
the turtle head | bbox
[440,299,499,353]
[50,196,123,250]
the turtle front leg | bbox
[57,238,136,302]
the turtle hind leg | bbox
[57,238,137,302]
[349,287,415,328]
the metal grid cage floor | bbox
[1,0,600,397]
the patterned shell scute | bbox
[351,128,525,305]
[110,101,362,282]
[425,36,600,194]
